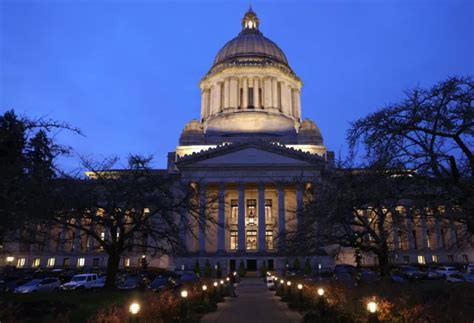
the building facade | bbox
[2,8,473,272]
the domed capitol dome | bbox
[178,7,328,157]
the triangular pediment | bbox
[176,142,325,168]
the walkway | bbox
[201,278,302,323]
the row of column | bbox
[201,76,301,120]
[196,183,303,253]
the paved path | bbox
[201,278,302,323]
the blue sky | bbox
[1,0,473,171]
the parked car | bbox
[150,276,175,292]
[446,272,468,283]
[93,274,124,289]
[398,266,427,280]
[425,270,444,280]
[435,266,459,277]
[117,274,150,290]
[60,274,99,290]
[14,278,61,293]
[175,272,199,286]
[358,268,379,283]
[462,273,474,282]
[264,276,275,289]
[467,263,474,274]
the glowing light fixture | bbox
[129,302,140,315]
[367,301,378,313]
[317,288,325,296]
[202,285,207,291]
[213,282,218,287]
[297,284,303,290]
[181,290,188,298]
[286,281,291,286]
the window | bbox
[403,255,410,264]
[265,199,273,223]
[426,230,432,249]
[77,258,85,268]
[265,230,274,250]
[398,230,403,249]
[230,231,238,250]
[417,255,425,265]
[100,232,105,251]
[63,258,70,267]
[17,258,26,268]
[230,200,238,224]
[246,230,257,250]
[93,258,100,267]
[124,258,130,267]
[32,258,41,268]
[432,255,439,263]
[248,87,254,108]
[461,254,468,263]
[47,258,55,267]
[448,254,454,263]
[56,232,61,252]
[412,230,418,249]
[246,199,257,226]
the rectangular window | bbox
[230,200,238,224]
[448,254,454,263]
[246,230,257,250]
[426,230,432,249]
[100,232,105,251]
[403,255,410,264]
[124,258,130,267]
[265,199,273,223]
[32,258,41,268]
[63,258,70,267]
[412,230,418,249]
[417,255,425,265]
[77,258,85,268]
[93,258,100,267]
[47,258,55,267]
[230,231,238,250]
[432,255,438,263]
[265,230,274,250]
[248,87,254,108]
[17,258,26,268]
[246,199,257,226]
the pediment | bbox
[176,142,325,168]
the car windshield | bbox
[23,279,41,286]
[71,276,87,282]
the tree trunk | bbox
[377,244,391,278]
[104,252,120,289]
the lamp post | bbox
[129,302,140,323]
[367,300,379,323]
[219,279,224,295]
[280,279,285,293]
[180,290,188,322]
[202,284,208,302]
[286,280,292,297]
[316,288,326,314]
[297,283,303,303]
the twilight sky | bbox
[1,0,473,172]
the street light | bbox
[202,284,207,291]
[317,288,325,296]
[297,284,303,303]
[367,300,379,323]
[213,281,218,299]
[129,302,140,323]
[286,280,292,296]
[181,290,188,298]
[180,290,188,322]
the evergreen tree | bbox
[238,260,246,277]
[293,258,301,270]
[259,260,268,277]
[215,262,222,278]
[204,259,212,278]
[193,260,201,277]
[303,258,312,275]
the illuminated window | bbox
[246,230,257,250]
[47,258,55,267]
[63,258,70,267]
[398,230,404,249]
[246,199,257,226]
[17,258,26,268]
[77,258,85,268]
[265,199,272,223]
[417,255,425,265]
[230,200,238,224]
[265,230,273,250]
[432,255,438,263]
[124,258,130,267]
[32,258,41,268]
[230,231,238,250]
[426,230,432,249]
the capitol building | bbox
[3,8,473,273]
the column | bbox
[391,218,400,250]
[295,90,301,119]
[287,86,293,116]
[434,218,443,249]
[419,216,428,249]
[254,78,260,108]
[230,78,238,108]
[258,183,266,252]
[200,89,206,119]
[264,78,272,108]
[224,78,230,109]
[59,223,68,252]
[296,184,303,231]
[198,184,206,253]
[278,185,286,250]
[449,223,457,248]
[217,183,226,253]
[88,223,96,252]
[272,78,278,109]
[73,219,81,252]
[406,214,415,250]
[242,78,248,109]
[238,184,246,252]
[213,83,221,114]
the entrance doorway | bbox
[268,259,274,271]
[230,259,236,272]
[247,259,257,271]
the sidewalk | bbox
[200,278,302,323]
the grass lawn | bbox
[1,290,141,322]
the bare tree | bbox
[348,76,474,231]
[50,155,214,289]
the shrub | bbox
[216,262,222,278]
[193,260,201,277]
[204,259,212,278]
[293,258,301,270]
[260,261,268,277]
[304,258,312,275]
